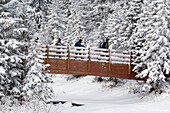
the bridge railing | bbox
[40,45,132,65]
[38,45,140,79]
[69,46,89,61]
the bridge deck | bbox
[40,45,138,80]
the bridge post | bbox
[67,46,70,72]
[108,49,111,72]
[46,45,49,64]
[88,47,91,71]
[129,51,132,75]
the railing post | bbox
[129,51,132,75]
[67,46,70,72]
[108,48,111,72]
[88,47,91,71]
[46,45,49,64]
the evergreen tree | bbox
[104,0,143,50]
[103,1,125,49]
[64,0,86,46]
[81,0,110,47]
[45,0,70,45]
[0,0,52,102]
[0,39,25,100]
[30,0,52,15]
[22,39,53,101]
[131,0,170,93]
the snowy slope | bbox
[48,75,170,113]
[1,75,170,113]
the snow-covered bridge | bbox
[40,45,137,79]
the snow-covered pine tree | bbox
[0,1,28,99]
[0,39,25,101]
[28,0,52,44]
[30,0,52,15]
[45,0,70,45]
[122,0,143,49]
[131,0,170,93]
[0,1,28,101]
[64,0,86,46]
[105,0,143,50]
[81,0,111,47]
[22,39,53,101]
[22,0,53,101]
[0,0,53,102]
[103,1,125,49]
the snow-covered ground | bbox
[1,75,170,113]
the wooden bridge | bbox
[40,45,138,80]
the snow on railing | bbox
[69,46,89,61]
[40,45,132,64]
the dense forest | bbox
[1,0,170,103]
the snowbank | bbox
[1,75,170,113]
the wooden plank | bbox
[48,45,68,49]
[46,59,67,71]
[45,59,138,80]
[70,46,87,50]
[47,53,68,57]
[90,51,109,56]
[48,49,68,53]
[70,54,88,58]
[90,47,109,52]
[111,53,130,58]
[70,50,88,54]
[110,49,129,54]
[69,60,88,72]
[110,57,129,62]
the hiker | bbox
[101,38,109,49]
[75,39,85,47]
[54,38,64,58]
[55,38,63,46]
[74,39,85,57]
[99,39,109,59]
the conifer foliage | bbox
[0,39,25,100]
[0,0,52,102]
[22,39,53,101]
[131,0,170,93]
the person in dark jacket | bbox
[55,38,64,58]
[55,38,63,46]
[74,39,85,56]
[101,38,109,49]
[75,39,84,47]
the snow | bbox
[0,66,5,74]
[45,75,170,113]
[1,75,170,113]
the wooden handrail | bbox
[41,45,132,65]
